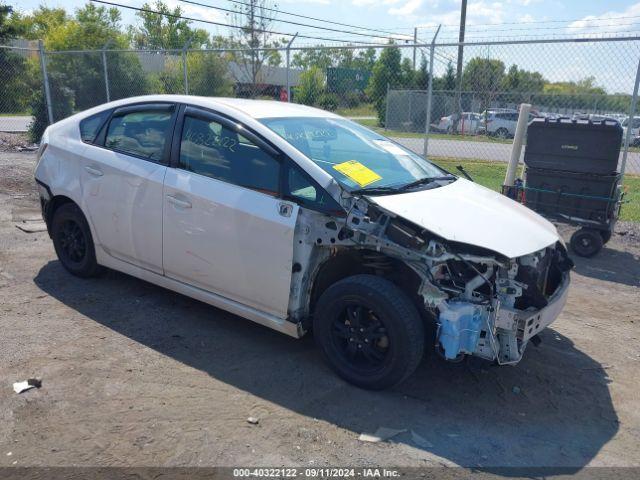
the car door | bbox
[80,103,176,274]
[162,106,298,318]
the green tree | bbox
[41,4,149,110]
[8,6,68,39]
[366,43,402,126]
[295,66,324,106]
[129,0,209,50]
[462,57,505,111]
[0,3,30,113]
[434,61,456,91]
[400,57,414,88]
[413,54,429,90]
[187,52,233,97]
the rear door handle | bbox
[85,166,103,177]
[166,194,192,209]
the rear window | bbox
[80,110,111,143]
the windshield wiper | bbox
[396,176,455,191]
[350,186,402,195]
[351,176,455,196]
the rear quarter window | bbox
[79,110,111,143]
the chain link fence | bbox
[1,37,639,174]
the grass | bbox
[335,104,376,118]
[429,157,640,223]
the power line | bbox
[213,0,414,39]
[90,0,387,45]
[178,0,408,42]
[379,13,640,32]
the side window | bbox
[179,115,280,195]
[80,110,110,143]
[286,164,344,215]
[105,108,173,161]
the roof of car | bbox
[108,95,340,119]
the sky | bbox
[9,0,640,44]
[7,0,640,92]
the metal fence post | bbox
[182,41,190,95]
[423,25,441,158]
[101,41,111,102]
[620,57,640,178]
[384,82,390,131]
[286,33,298,102]
[38,40,54,125]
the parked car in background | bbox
[434,112,482,135]
[621,116,640,141]
[34,95,571,390]
[478,109,537,139]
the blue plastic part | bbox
[438,302,484,360]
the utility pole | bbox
[454,0,467,133]
[413,27,417,69]
[249,0,258,91]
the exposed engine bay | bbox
[288,194,573,365]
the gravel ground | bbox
[1,152,639,470]
[0,133,37,153]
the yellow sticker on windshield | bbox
[333,160,382,187]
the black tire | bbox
[570,228,604,258]
[51,203,102,277]
[600,229,613,244]
[495,127,509,139]
[313,274,425,390]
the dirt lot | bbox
[1,152,640,470]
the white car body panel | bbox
[94,246,301,337]
[370,178,560,259]
[81,144,166,273]
[162,168,298,319]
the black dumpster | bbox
[525,118,622,174]
[520,117,624,257]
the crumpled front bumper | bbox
[491,271,571,364]
[517,272,570,344]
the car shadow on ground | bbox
[34,261,618,471]
[571,246,640,287]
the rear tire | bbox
[570,228,603,257]
[313,274,425,390]
[51,203,102,277]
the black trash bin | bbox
[525,117,622,174]
[519,117,625,257]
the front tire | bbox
[51,203,102,277]
[313,274,425,390]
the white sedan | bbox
[35,95,572,389]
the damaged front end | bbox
[292,194,573,365]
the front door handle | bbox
[85,166,103,177]
[278,202,293,217]
[166,194,192,209]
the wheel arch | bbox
[309,249,429,323]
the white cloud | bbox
[416,1,505,26]
[280,0,331,4]
[567,2,640,35]
[352,0,401,6]
[518,14,535,23]
[389,0,424,16]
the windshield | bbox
[259,116,452,192]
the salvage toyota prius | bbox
[35,95,572,389]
